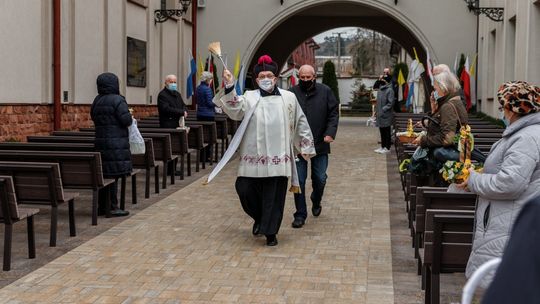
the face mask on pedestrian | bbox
[299,79,315,91]
[258,78,275,92]
[499,107,511,127]
[433,90,440,101]
[167,83,177,91]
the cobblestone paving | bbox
[0,117,396,303]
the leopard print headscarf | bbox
[497,81,540,115]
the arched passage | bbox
[244,1,433,74]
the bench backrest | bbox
[0,161,65,205]
[415,188,477,234]
[0,175,19,221]
[0,151,105,189]
[423,210,474,270]
[27,136,94,144]
[0,142,94,152]
[139,133,172,162]
[137,128,188,155]
[132,138,156,168]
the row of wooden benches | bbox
[0,114,238,271]
[392,112,503,304]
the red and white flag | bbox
[426,49,434,86]
[460,56,471,111]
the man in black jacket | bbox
[289,65,339,228]
[158,74,187,128]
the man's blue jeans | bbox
[293,154,328,220]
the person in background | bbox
[196,71,216,122]
[158,74,187,128]
[374,68,395,154]
[196,71,216,162]
[91,72,131,217]
[289,64,339,228]
[458,81,540,287]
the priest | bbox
[210,55,316,246]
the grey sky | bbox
[312,27,359,43]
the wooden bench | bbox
[414,189,476,275]
[137,120,209,171]
[53,131,160,198]
[0,162,79,247]
[423,210,474,304]
[0,150,118,226]
[0,175,39,271]
[139,133,177,189]
[23,138,141,211]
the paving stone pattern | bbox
[0,118,469,303]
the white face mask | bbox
[258,78,274,92]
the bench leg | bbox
[202,149,206,169]
[154,166,160,194]
[195,150,200,172]
[145,168,150,199]
[221,139,225,158]
[180,155,185,180]
[131,174,137,205]
[120,176,126,211]
[210,141,219,165]
[50,206,57,247]
[92,190,98,226]
[187,152,192,176]
[3,224,12,271]
[211,143,215,165]
[431,271,440,304]
[105,185,112,218]
[170,160,176,185]
[27,216,36,259]
[424,266,432,304]
[162,163,167,189]
[68,199,76,237]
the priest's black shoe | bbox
[312,204,322,217]
[252,222,260,235]
[265,234,278,246]
[110,209,129,217]
[291,218,305,228]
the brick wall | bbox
[0,104,158,142]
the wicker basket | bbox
[398,135,417,144]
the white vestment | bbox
[214,88,315,178]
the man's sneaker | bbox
[380,148,391,154]
[374,147,384,153]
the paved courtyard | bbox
[0,117,467,303]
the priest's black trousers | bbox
[235,176,288,236]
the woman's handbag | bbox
[128,119,146,155]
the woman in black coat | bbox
[91,72,132,217]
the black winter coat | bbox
[91,73,133,177]
[290,82,339,154]
[158,88,185,128]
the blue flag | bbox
[235,64,245,95]
[186,52,197,98]
[405,82,414,110]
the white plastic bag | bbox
[128,119,145,155]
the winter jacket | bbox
[420,95,468,148]
[375,83,395,128]
[465,112,540,286]
[158,88,185,128]
[290,82,339,154]
[196,82,215,119]
[90,73,133,177]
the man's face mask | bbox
[258,78,275,92]
[167,83,177,91]
[299,78,316,91]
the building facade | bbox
[477,0,540,117]
[0,0,195,141]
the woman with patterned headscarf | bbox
[458,81,540,286]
